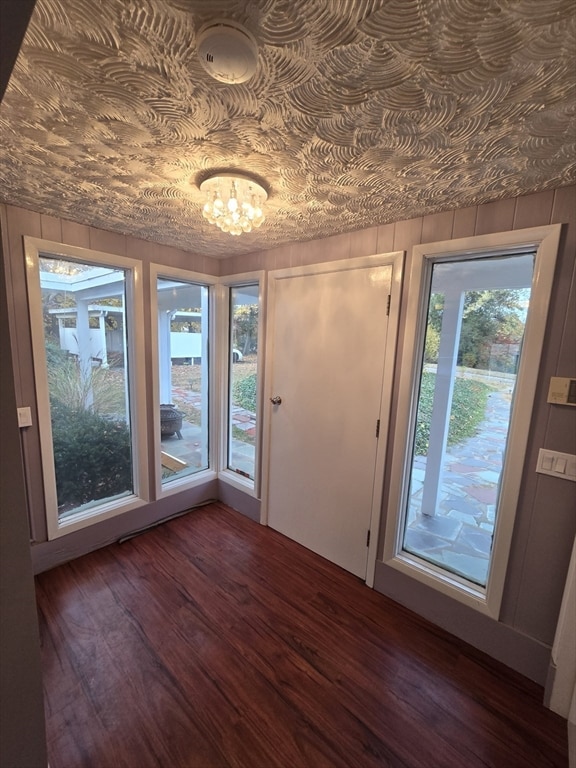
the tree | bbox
[233,304,258,355]
[426,289,528,370]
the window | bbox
[228,284,260,481]
[219,275,263,495]
[25,239,148,538]
[384,225,561,616]
[151,267,216,494]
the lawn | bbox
[414,372,494,456]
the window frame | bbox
[217,271,265,498]
[24,237,150,540]
[383,224,561,617]
[149,263,218,499]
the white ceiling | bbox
[0,0,574,259]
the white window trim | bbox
[24,237,150,540]
[217,271,265,499]
[383,224,562,617]
[149,263,218,499]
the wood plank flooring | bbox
[35,502,569,768]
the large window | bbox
[384,226,561,616]
[152,268,215,493]
[401,254,533,587]
[25,240,147,538]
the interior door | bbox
[264,258,393,579]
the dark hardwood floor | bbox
[35,502,568,768]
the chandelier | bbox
[200,172,268,236]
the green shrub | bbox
[414,372,492,455]
[51,400,132,511]
[232,372,257,412]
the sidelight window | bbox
[384,226,561,616]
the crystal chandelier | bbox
[200,172,267,236]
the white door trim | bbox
[261,251,404,587]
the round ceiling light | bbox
[200,172,268,236]
[196,20,258,84]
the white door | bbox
[263,256,399,580]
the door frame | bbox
[261,252,404,587]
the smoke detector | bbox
[196,20,258,84]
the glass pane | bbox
[402,254,534,586]
[157,278,209,483]
[228,285,259,480]
[39,256,133,520]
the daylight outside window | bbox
[227,284,259,482]
[156,277,210,485]
[38,256,135,521]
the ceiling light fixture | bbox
[200,172,268,236]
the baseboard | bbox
[374,558,552,685]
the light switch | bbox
[542,454,554,471]
[554,457,567,474]
[17,406,33,428]
[536,449,576,482]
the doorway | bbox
[262,254,402,581]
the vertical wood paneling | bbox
[89,226,127,256]
[393,216,423,253]
[5,206,41,402]
[422,210,454,244]
[269,244,293,271]
[376,222,395,253]
[513,475,576,646]
[513,190,554,230]
[61,218,90,247]
[40,214,62,242]
[474,198,516,235]
[452,205,477,239]
[299,232,351,265]
[501,191,576,641]
[0,218,48,766]
[349,226,378,258]
[222,254,246,275]
[4,206,48,544]
[126,236,159,263]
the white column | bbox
[75,299,93,408]
[97,312,108,368]
[158,311,173,403]
[421,289,465,516]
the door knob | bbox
[270,396,282,405]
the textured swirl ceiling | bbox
[0,0,574,258]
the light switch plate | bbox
[17,406,33,428]
[536,448,576,482]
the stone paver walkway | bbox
[404,385,512,586]
[161,387,256,478]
